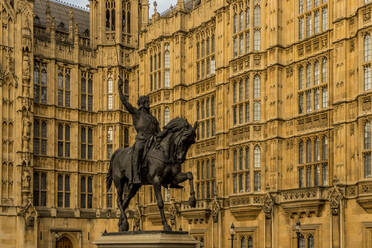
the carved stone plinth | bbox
[94,231,198,248]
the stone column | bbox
[263,194,274,248]
[328,186,343,248]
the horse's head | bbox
[173,121,198,164]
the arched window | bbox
[164,44,170,88]
[322,58,328,83]
[314,61,320,85]
[299,17,304,40]
[127,10,131,33]
[306,64,311,87]
[254,30,260,51]
[299,141,304,164]
[241,237,246,248]
[164,107,170,125]
[299,66,304,89]
[365,34,371,62]
[365,121,371,150]
[233,149,237,171]
[105,0,115,31]
[106,9,110,30]
[107,127,113,159]
[122,4,126,32]
[58,69,63,106]
[246,8,250,28]
[314,10,320,33]
[240,11,244,31]
[233,81,237,103]
[248,236,253,248]
[306,139,312,163]
[124,127,129,147]
[254,6,261,27]
[253,75,260,99]
[41,65,47,103]
[111,9,115,30]
[322,7,328,31]
[365,65,371,91]
[245,77,249,99]
[306,0,312,10]
[41,121,47,155]
[322,136,328,160]
[245,147,250,169]
[254,146,261,168]
[365,152,372,178]
[253,102,260,121]
[239,79,243,101]
[314,138,320,161]
[299,235,305,248]
[233,13,238,33]
[239,148,243,170]
[34,64,40,101]
[299,0,304,14]
[107,76,113,110]
[308,234,314,248]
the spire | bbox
[141,0,149,30]
[177,0,185,10]
[69,8,74,41]
[51,17,56,42]
[46,0,51,16]
[74,23,79,45]
[46,0,51,34]
[152,1,160,21]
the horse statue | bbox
[106,117,198,232]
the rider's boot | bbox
[132,153,141,185]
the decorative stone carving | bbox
[22,52,31,80]
[169,201,179,227]
[263,193,274,218]
[211,197,221,223]
[22,167,31,190]
[364,7,371,22]
[328,186,343,216]
[18,201,37,229]
[22,114,32,152]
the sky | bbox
[63,0,178,15]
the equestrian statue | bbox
[106,77,198,232]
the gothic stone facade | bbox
[2,0,372,247]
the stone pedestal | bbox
[94,231,199,248]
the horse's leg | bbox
[115,179,126,232]
[153,180,171,231]
[172,172,196,207]
[122,183,141,210]
[119,183,141,231]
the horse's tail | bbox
[106,149,121,191]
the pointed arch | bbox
[254,145,261,168]
[365,33,371,62]
[253,75,260,99]
[365,121,371,150]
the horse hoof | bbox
[189,196,196,208]
[119,220,129,232]
[163,224,172,232]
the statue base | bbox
[94,231,198,248]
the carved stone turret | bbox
[152,1,160,21]
[69,8,74,41]
[177,0,185,11]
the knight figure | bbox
[118,77,160,185]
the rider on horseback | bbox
[118,77,160,185]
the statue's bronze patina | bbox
[106,78,197,232]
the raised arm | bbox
[118,77,137,114]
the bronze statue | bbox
[107,78,197,232]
